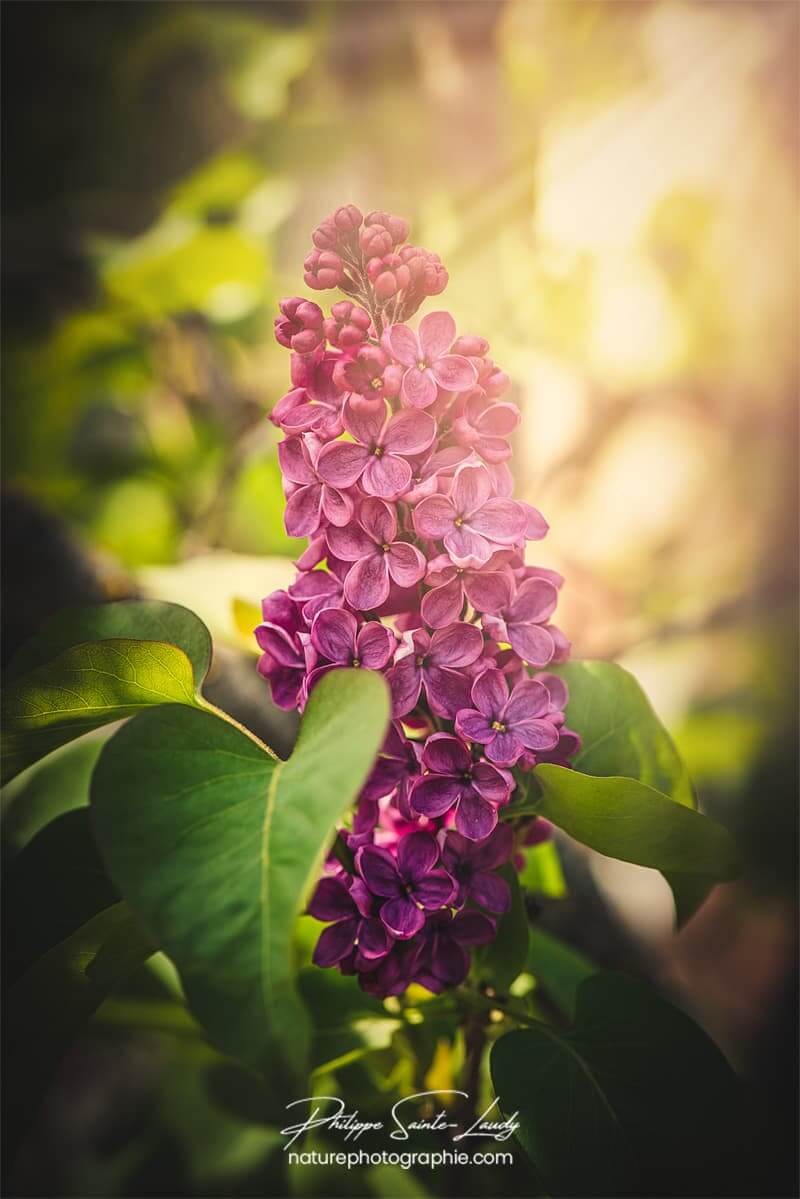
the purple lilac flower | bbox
[386,622,484,719]
[410,733,512,840]
[356,832,455,939]
[327,498,426,610]
[420,551,513,628]
[455,667,559,766]
[307,876,393,967]
[413,464,528,568]
[440,824,514,913]
[317,398,436,499]
[307,608,395,692]
[481,576,560,667]
[411,910,496,992]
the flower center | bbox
[461,769,473,782]
[491,720,506,732]
[381,543,391,553]
[352,657,361,667]
[417,360,427,372]
[453,517,464,528]
[370,377,382,390]
[373,445,384,457]
[415,654,426,667]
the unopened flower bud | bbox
[323,301,372,349]
[334,204,363,234]
[360,224,394,258]
[367,253,411,299]
[451,335,489,357]
[304,250,345,291]
[274,297,325,353]
[365,210,410,245]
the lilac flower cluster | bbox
[258,205,579,997]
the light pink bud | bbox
[311,218,339,251]
[365,210,410,245]
[451,335,489,357]
[304,250,344,291]
[333,204,363,234]
[323,300,372,349]
[274,297,325,352]
[360,225,394,258]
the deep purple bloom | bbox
[308,608,394,690]
[356,832,455,939]
[410,733,512,840]
[254,591,308,710]
[413,464,528,568]
[386,623,484,719]
[287,569,342,622]
[440,824,514,913]
[327,498,426,610]
[455,668,559,766]
[481,576,559,667]
[412,910,496,993]
[308,876,392,967]
[360,721,422,812]
[421,551,513,628]
[317,397,436,499]
[387,311,477,409]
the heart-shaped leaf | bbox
[491,972,749,1197]
[90,668,390,1089]
[5,600,212,688]
[534,765,740,880]
[2,638,201,783]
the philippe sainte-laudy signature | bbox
[279,1092,520,1150]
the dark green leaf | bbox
[1,734,106,857]
[2,638,201,782]
[3,808,118,984]
[527,927,595,1021]
[475,864,529,992]
[5,902,155,1163]
[91,668,390,1089]
[491,972,749,1197]
[6,599,212,689]
[534,764,740,880]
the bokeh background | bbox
[3,2,797,1196]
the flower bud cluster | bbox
[259,207,579,997]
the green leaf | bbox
[1,734,107,857]
[2,638,200,783]
[3,808,118,984]
[534,764,740,880]
[5,599,212,688]
[90,668,390,1089]
[5,902,155,1162]
[519,839,567,898]
[475,865,529,992]
[527,928,595,1021]
[491,972,748,1197]
[553,660,694,807]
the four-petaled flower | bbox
[413,463,527,567]
[327,497,426,610]
[278,435,354,537]
[356,832,455,939]
[308,607,394,691]
[387,623,484,719]
[440,824,514,912]
[318,398,436,499]
[387,311,477,408]
[420,551,513,628]
[481,575,560,667]
[410,733,512,840]
[455,667,559,766]
[307,876,392,967]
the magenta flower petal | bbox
[471,761,513,805]
[362,453,412,498]
[397,830,440,880]
[470,667,509,717]
[278,437,316,485]
[358,917,392,959]
[382,408,437,455]
[443,526,493,568]
[387,656,423,718]
[311,608,357,663]
[470,823,515,871]
[470,870,511,914]
[357,845,402,897]
[307,876,356,921]
[326,521,375,562]
[413,494,456,539]
[343,397,386,445]
[452,464,493,516]
[386,542,426,588]
[468,498,527,543]
[420,575,463,628]
[451,911,496,946]
[360,496,397,544]
[485,730,524,766]
[285,484,323,537]
[421,732,470,775]
[317,441,368,488]
[414,869,456,909]
[462,569,512,614]
[503,678,551,723]
[521,502,549,541]
[477,402,520,438]
[429,621,483,668]
[410,775,462,818]
[381,897,425,939]
[533,672,570,711]
[356,621,394,670]
[402,367,438,409]
[508,623,555,666]
[431,354,477,392]
[425,665,474,719]
[454,709,495,744]
[456,792,498,841]
[321,485,354,527]
[313,917,359,967]
[344,553,390,610]
[387,324,420,367]
[509,578,559,624]
[512,718,560,752]
[418,310,456,360]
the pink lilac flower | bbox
[356,832,455,939]
[420,551,514,628]
[455,667,559,766]
[451,393,521,464]
[308,608,394,690]
[278,436,353,537]
[308,876,392,967]
[271,352,344,439]
[413,463,528,568]
[481,575,560,667]
[304,249,346,291]
[387,311,477,408]
[274,297,325,354]
[387,623,484,719]
[254,591,308,710]
[327,497,426,610]
[440,824,514,913]
[332,346,402,402]
[410,733,512,840]
[317,398,436,499]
